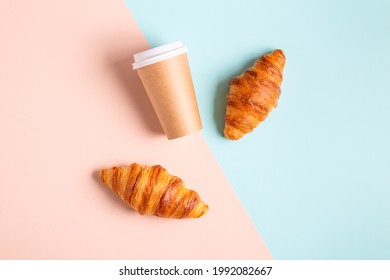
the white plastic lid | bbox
[132,40,188,70]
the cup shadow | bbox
[108,57,165,135]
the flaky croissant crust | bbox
[224,49,286,140]
[100,163,208,219]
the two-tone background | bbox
[1,0,389,259]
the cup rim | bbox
[132,40,188,70]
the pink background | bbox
[0,0,270,259]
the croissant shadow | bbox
[214,78,230,137]
[92,170,199,221]
[214,57,262,137]
[92,170,135,213]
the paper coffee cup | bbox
[132,41,202,140]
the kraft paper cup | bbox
[132,41,202,140]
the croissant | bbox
[100,163,208,219]
[224,49,286,140]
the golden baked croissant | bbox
[100,163,208,219]
[224,49,286,140]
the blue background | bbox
[126,0,390,259]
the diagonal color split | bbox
[0,0,270,259]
